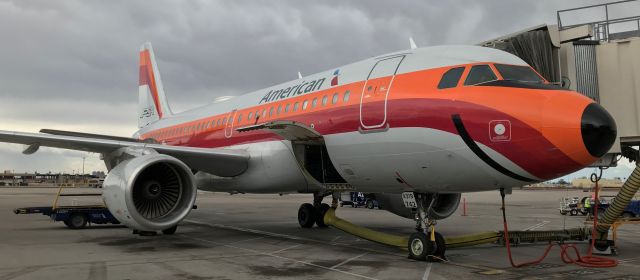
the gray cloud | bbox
[0,0,630,176]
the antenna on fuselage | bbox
[297,72,303,79]
[409,37,417,49]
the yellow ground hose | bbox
[595,164,640,239]
[324,208,409,248]
[324,208,501,248]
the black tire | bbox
[315,203,330,228]
[366,200,374,209]
[580,209,588,216]
[431,232,446,261]
[67,213,87,229]
[298,203,317,228]
[408,232,434,261]
[570,209,578,216]
[162,225,178,235]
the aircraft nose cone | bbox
[581,103,616,157]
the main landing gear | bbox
[407,193,447,262]
[298,192,331,228]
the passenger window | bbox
[294,102,299,111]
[438,67,465,89]
[285,103,290,113]
[277,105,282,115]
[237,114,242,123]
[464,65,497,86]
[312,98,318,108]
[343,90,350,102]
[332,93,339,104]
[248,112,253,120]
[217,119,221,126]
[302,100,309,110]
[261,109,266,118]
[322,96,328,106]
[269,107,274,117]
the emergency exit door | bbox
[359,55,404,129]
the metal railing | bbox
[557,0,640,42]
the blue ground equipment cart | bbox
[13,186,119,229]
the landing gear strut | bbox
[297,192,330,228]
[407,193,447,261]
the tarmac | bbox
[0,187,639,280]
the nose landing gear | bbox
[407,193,447,262]
[297,192,330,228]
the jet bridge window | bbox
[494,64,544,83]
[464,65,497,86]
[437,67,465,89]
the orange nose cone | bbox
[540,92,614,167]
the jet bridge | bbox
[479,0,640,166]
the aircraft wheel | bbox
[408,232,434,261]
[315,203,330,228]
[366,200,374,209]
[162,225,178,235]
[298,203,316,228]
[570,209,578,216]
[67,213,87,229]
[408,231,445,261]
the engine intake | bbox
[102,154,196,231]
[376,193,461,220]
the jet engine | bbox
[375,193,461,220]
[102,153,197,231]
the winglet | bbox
[409,37,417,49]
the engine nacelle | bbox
[376,193,461,220]
[102,154,197,231]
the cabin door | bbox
[359,55,404,130]
[224,109,237,138]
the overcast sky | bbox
[0,0,637,180]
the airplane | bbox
[0,42,616,261]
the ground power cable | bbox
[499,170,618,268]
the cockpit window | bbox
[464,65,497,86]
[494,64,544,83]
[437,67,465,89]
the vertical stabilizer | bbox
[138,42,173,128]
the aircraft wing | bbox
[0,130,249,177]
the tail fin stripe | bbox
[139,49,163,118]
